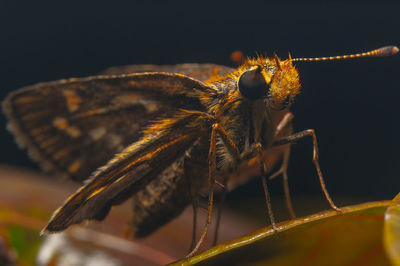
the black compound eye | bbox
[238,67,268,100]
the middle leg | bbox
[273,129,341,212]
[186,124,218,258]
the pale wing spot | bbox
[112,93,140,105]
[139,99,159,113]
[62,90,82,112]
[53,117,81,138]
[68,159,81,174]
[66,126,82,138]
[112,94,159,113]
[89,127,107,141]
[53,117,69,130]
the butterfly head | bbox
[237,56,301,110]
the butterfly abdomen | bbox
[130,136,210,238]
[130,154,190,237]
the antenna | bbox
[291,46,399,62]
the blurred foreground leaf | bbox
[384,192,400,265]
[0,166,258,265]
[0,166,179,265]
[174,200,396,266]
[1,166,399,265]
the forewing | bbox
[44,125,199,233]
[101,63,235,82]
[3,73,212,181]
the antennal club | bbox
[292,46,399,62]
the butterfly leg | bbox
[186,124,218,258]
[212,175,228,246]
[273,129,341,212]
[186,122,240,258]
[211,123,240,246]
[269,112,296,218]
[189,184,199,252]
[213,124,278,230]
[269,143,296,219]
[256,143,277,231]
[274,112,294,137]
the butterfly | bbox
[3,46,397,256]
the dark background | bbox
[1,1,399,209]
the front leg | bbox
[273,129,341,212]
[256,143,277,231]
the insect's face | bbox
[238,57,301,110]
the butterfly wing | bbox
[100,63,234,82]
[44,118,201,233]
[3,72,218,181]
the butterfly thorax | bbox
[201,57,301,171]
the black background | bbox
[1,1,399,205]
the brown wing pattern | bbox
[3,72,213,181]
[100,63,234,82]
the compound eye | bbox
[238,67,268,100]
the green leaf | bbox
[7,226,42,265]
[172,201,393,266]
